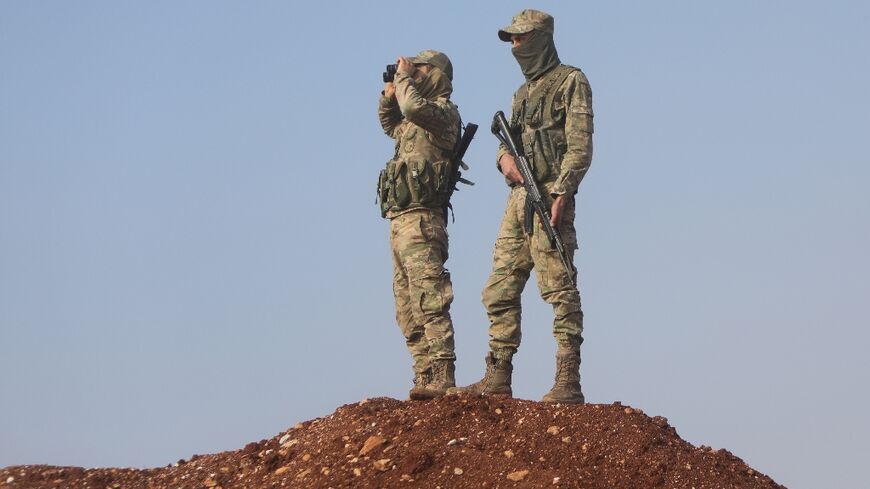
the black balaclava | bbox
[512,30,561,81]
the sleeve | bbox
[378,91,403,139]
[393,72,457,138]
[551,72,594,197]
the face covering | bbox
[413,67,453,100]
[512,30,561,81]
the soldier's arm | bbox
[551,72,594,197]
[393,72,456,139]
[378,84,403,138]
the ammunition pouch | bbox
[377,158,450,217]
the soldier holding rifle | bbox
[452,10,594,404]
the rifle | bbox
[491,110,575,286]
[443,122,478,222]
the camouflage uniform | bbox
[377,50,461,399]
[454,10,593,403]
[486,64,593,359]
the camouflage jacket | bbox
[497,64,593,197]
[377,71,461,219]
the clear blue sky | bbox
[1,2,868,488]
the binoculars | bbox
[382,64,398,83]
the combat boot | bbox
[408,368,431,401]
[448,352,512,397]
[542,351,584,404]
[414,359,455,400]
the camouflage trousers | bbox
[481,186,583,360]
[390,208,456,375]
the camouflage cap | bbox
[408,49,453,81]
[497,9,554,42]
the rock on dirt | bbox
[0,395,785,488]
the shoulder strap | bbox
[524,65,576,126]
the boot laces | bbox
[431,361,446,380]
[415,370,430,387]
[554,356,576,387]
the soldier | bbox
[377,50,461,400]
[452,10,593,403]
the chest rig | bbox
[377,113,459,218]
[509,64,577,185]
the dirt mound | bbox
[1,395,784,488]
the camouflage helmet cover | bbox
[408,49,453,81]
[498,9,555,42]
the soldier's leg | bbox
[529,197,584,403]
[398,211,454,360]
[482,188,535,361]
[390,214,430,385]
[398,210,456,398]
[451,189,532,397]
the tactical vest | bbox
[509,64,579,185]
[377,112,459,218]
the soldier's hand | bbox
[384,81,396,99]
[397,57,415,76]
[550,195,568,227]
[498,154,524,185]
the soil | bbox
[1,395,785,488]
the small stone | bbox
[495,408,502,415]
[294,422,304,430]
[360,435,386,456]
[274,466,290,476]
[504,450,514,458]
[553,477,561,484]
[279,434,292,445]
[581,443,589,452]
[353,468,362,476]
[653,416,669,428]
[562,436,572,443]
[320,467,330,475]
[296,468,311,479]
[507,470,529,481]
[454,467,463,475]
[6,477,14,484]
[413,419,423,427]
[400,474,413,481]
[624,407,634,414]
[282,439,298,448]
[373,459,391,472]
[359,398,369,405]
[204,477,218,487]
[302,453,311,462]
[547,426,560,435]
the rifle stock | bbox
[443,122,477,222]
